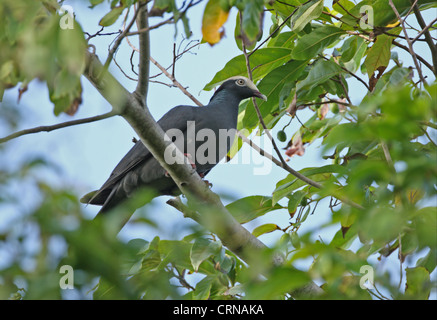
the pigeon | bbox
[80,76,267,215]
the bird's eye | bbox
[236,79,245,86]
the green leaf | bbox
[241,0,264,41]
[159,240,193,271]
[252,223,280,237]
[245,266,311,299]
[193,275,215,300]
[363,34,392,78]
[416,249,437,274]
[348,0,437,28]
[273,165,343,204]
[292,26,344,60]
[242,59,308,128]
[153,0,175,11]
[287,190,306,215]
[203,48,292,90]
[405,267,431,299]
[290,231,301,249]
[226,195,282,224]
[190,238,222,271]
[340,37,367,73]
[413,207,437,249]
[268,31,297,48]
[297,59,343,92]
[89,0,105,8]
[290,0,324,32]
[57,26,87,76]
[99,6,125,27]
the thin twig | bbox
[248,5,299,57]
[392,40,434,74]
[0,110,118,144]
[167,197,201,221]
[409,1,437,77]
[125,34,203,106]
[381,141,394,170]
[150,56,203,106]
[346,31,435,75]
[172,43,177,78]
[397,234,404,290]
[125,17,174,36]
[101,5,142,76]
[114,50,138,81]
[388,0,427,86]
[412,17,437,44]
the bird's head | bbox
[211,76,267,103]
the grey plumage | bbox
[81,77,267,214]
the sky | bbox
[0,0,435,299]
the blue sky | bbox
[0,0,435,299]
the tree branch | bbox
[0,110,118,144]
[409,1,437,77]
[388,0,427,86]
[134,1,151,103]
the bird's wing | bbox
[85,105,195,205]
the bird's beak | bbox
[253,91,268,101]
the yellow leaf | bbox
[407,189,424,205]
[202,0,229,45]
[385,21,400,28]
[394,189,424,206]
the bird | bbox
[80,76,267,216]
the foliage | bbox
[0,0,436,300]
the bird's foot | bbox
[183,153,196,170]
[164,153,196,177]
[203,179,213,188]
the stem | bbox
[0,110,118,144]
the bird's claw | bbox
[203,179,213,188]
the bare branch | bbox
[409,1,437,77]
[125,16,174,36]
[150,56,204,106]
[388,0,428,85]
[412,17,437,44]
[134,2,151,103]
[0,110,118,144]
[101,5,142,76]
